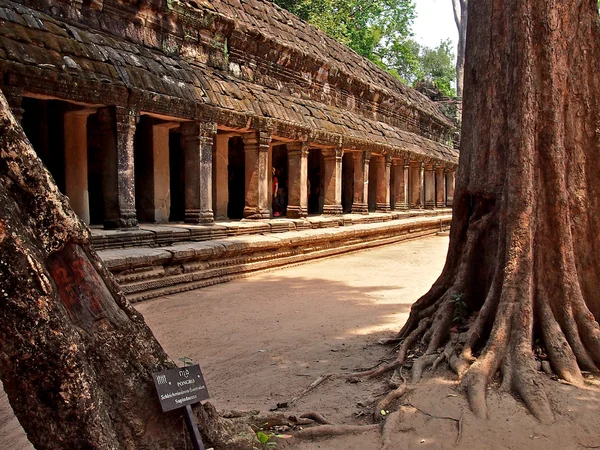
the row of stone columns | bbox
[5,90,456,229]
[63,105,139,229]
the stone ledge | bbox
[91,209,451,250]
[99,213,452,302]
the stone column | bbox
[322,147,343,215]
[3,86,24,123]
[286,141,309,218]
[213,134,229,219]
[424,163,435,209]
[435,165,447,208]
[151,122,174,223]
[409,160,424,209]
[376,155,391,212]
[351,151,370,214]
[243,130,271,219]
[446,169,456,206]
[97,106,138,229]
[64,109,95,225]
[393,159,409,210]
[180,121,215,223]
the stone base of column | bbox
[243,207,271,219]
[447,199,454,207]
[104,210,139,229]
[394,202,409,210]
[351,203,369,214]
[376,203,390,213]
[286,206,308,218]
[424,201,435,209]
[185,209,214,223]
[322,205,343,215]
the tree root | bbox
[411,354,438,383]
[293,424,379,439]
[379,410,412,450]
[349,318,431,379]
[273,374,333,410]
[299,412,333,425]
[373,384,407,422]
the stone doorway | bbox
[227,137,245,219]
[134,116,154,223]
[21,97,98,225]
[307,149,324,214]
[342,152,354,213]
[368,155,378,212]
[169,129,185,222]
[272,145,288,217]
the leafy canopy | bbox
[273,0,456,97]
[274,0,414,61]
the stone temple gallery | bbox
[0,0,460,300]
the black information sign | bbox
[152,365,210,412]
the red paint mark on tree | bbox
[48,243,127,329]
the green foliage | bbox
[256,431,278,448]
[178,356,193,366]
[273,0,415,63]
[388,39,456,97]
[273,0,456,97]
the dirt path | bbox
[2,235,599,449]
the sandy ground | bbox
[2,235,600,449]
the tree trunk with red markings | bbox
[358,0,600,422]
[0,91,258,449]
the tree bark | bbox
[356,0,600,423]
[0,92,258,448]
[452,0,467,98]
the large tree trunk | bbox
[451,0,467,98]
[355,0,600,423]
[0,92,258,448]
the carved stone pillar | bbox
[409,160,424,209]
[376,155,391,212]
[97,106,138,229]
[2,86,24,123]
[64,109,95,225]
[243,131,271,219]
[393,159,409,210]
[287,141,309,218]
[213,134,229,220]
[424,163,436,209]
[446,169,456,206]
[180,121,215,223]
[435,165,447,208]
[322,147,343,215]
[351,151,370,214]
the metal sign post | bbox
[152,365,210,450]
[183,404,206,450]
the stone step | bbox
[99,214,452,303]
[90,209,451,250]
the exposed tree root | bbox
[293,424,379,439]
[280,374,333,408]
[349,318,431,379]
[219,409,321,428]
[299,412,333,425]
[379,411,412,450]
[373,384,407,422]
[411,354,438,383]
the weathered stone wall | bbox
[0,0,458,165]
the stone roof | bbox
[210,0,451,126]
[0,0,458,164]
